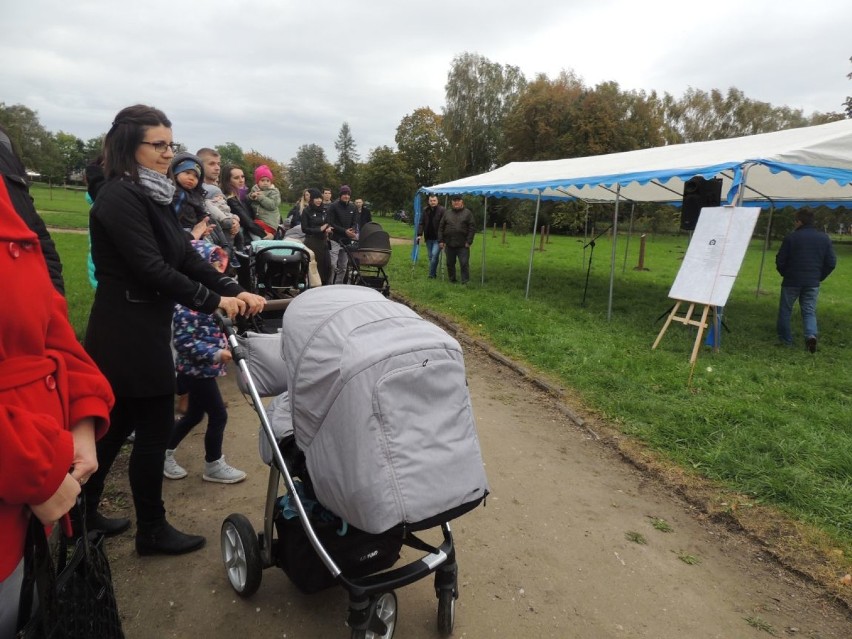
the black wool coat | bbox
[85,178,244,397]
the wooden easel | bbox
[652,301,718,377]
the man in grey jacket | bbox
[438,194,475,284]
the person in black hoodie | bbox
[0,125,65,294]
[301,187,332,284]
[327,185,358,283]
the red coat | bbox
[0,178,114,581]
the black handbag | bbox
[16,502,124,639]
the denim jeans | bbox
[777,285,819,345]
[425,239,440,278]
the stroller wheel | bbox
[437,587,456,636]
[221,514,262,598]
[351,591,398,639]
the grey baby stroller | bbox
[341,222,392,297]
[218,285,489,638]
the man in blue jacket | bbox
[775,209,836,352]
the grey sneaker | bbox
[164,449,188,480]
[203,456,246,484]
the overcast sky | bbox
[2,0,850,168]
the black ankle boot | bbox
[136,521,206,556]
[87,511,132,536]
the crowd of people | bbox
[0,98,842,634]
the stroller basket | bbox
[350,247,391,266]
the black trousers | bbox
[168,375,227,463]
[83,394,173,532]
[444,245,470,283]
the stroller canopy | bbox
[280,285,489,533]
[356,222,391,251]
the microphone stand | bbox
[581,225,612,307]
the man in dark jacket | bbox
[438,194,475,284]
[327,185,357,283]
[775,208,836,352]
[419,194,445,279]
[0,126,65,294]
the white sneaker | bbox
[163,449,187,480]
[203,456,247,484]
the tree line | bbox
[2,51,847,221]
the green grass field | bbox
[383,226,852,555]
[49,205,852,558]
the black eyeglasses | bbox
[140,141,179,153]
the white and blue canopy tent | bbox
[416,118,852,319]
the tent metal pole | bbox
[608,185,620,321]
[481,196,487,285]
[525,193,542,299]
[756,203,775,298]
[622,202,635,274]
[730,162,773,298]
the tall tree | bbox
[0,102,58,173]
[442,52,526,179]
[844,55,852,118]
[334,122,359,188]
[661,87,841,144]
[243,150,287,189]
[287,144,336,200]
[53,131,87,181]
[502,71,585,162]
[395,107,447,188]
[569,81,665,155]
[84,135,105,162]
[215,142,245,168]
[359,146,416,213]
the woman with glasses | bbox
[220,165,273,245]
[82,104,265,556]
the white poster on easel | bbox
[668,206,761,306]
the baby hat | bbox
[254,165,273,183]
[203,184,224,200]
[171,154,202,178]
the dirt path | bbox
[100,338,851,638]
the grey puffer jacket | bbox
[438,207,475,248]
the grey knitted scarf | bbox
[137,165,175,205]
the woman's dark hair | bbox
[103,104,171,182]
[219,164,244,197]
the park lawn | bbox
[51,215,852,558]
[30,182,90,228]
[384,228,852,555]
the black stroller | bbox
[218,286,489,638]
[235,239,312,332]
[341,222,392,297]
